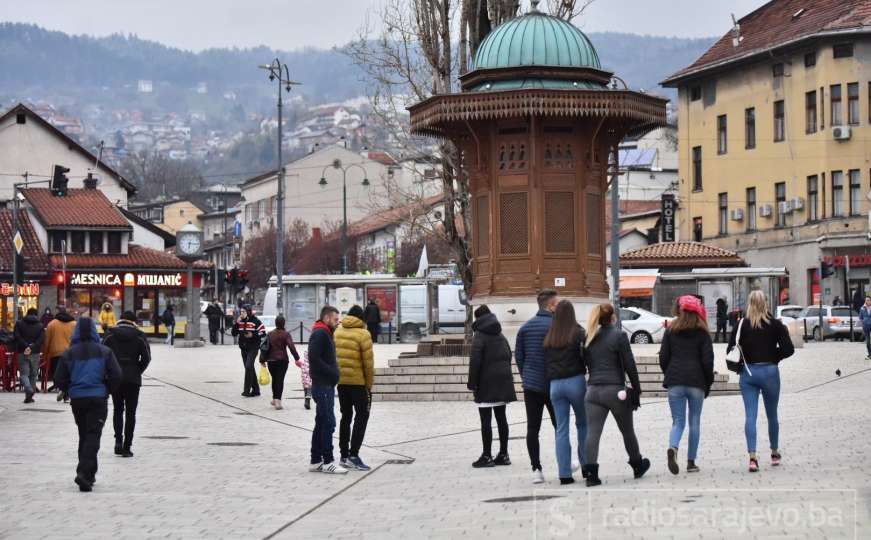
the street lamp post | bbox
[320,160,370,274]
[259,59,300,316]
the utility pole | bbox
[320,161,370,274]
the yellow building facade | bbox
[665,17,871,307]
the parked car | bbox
[258,315,277,334]
[776,304,804,324]
[797,305,862,341]
[619,307,671,344]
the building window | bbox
[745,108,756,149]
[773,100,785,142]
[689,85,701,101]
[108,232,122,254]
[805,90,817,133]
[50,231,65,253]
[244,204,251,223]
[833,43,854,58]
[692,146,702,190]
[849,169,861,216]
[820,87,826,129]
[692,217,703,242]
[804,51,816,67]
[807,175,819,222]
[70,231,86,253]
[717,115,727,154]
[89,232,104,254]
[831,171,844,217]
[718,193,728,235]
[746,187,757,231]
[831,84,843,126]
[772,63,784,77]
[848,82,860,125]
[775,182,787,227]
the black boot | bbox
[304,397,311,410]
[629,457,651,479]
[583,464,601,487]
[114,439,123,456]
[121,446,134,458]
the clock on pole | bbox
[175,222,204,344]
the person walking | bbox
[14,307,45,403]
[260,315,301,410]
[543,300,588,485]
[658,296,714,475]
[205,299,223,345]
[583,303,650,487]
[102,311,151,458]
[232,305,265,398]
[728,290,794,472]
[40,307,53,328]
[308,305,346,474]
[467,305,516,469]
[714,297,728,343]
[43,306,77,401]
[335,305,375,471]
[852,288,864,314]
[98,302,116,333]
[363,299,381,343]
[53,317,122,492]
[162,305,175,345]
[860,296,871,360]
[515,289,559,484]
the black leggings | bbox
[267,360,289,400]
[524,390,556,470]
[479,405,508,457]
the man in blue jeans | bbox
[860,296,871,359]
[307,305,346,474]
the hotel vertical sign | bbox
[661,194,676,242]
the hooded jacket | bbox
[468,313,517,404]
[98,304,117,329]
[42,311,76,359]
[204,303,223,323]
[514,310,554,393]
[14,314,45,353]
[102,319,151,386]
[335,315,375,388]
[543,325,587,381]
[54,318,121,399]
[308,320,339,387]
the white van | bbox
[398,283,466,340]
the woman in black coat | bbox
[467,305,517,468]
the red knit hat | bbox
[678,295,707,322]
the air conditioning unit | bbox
[778,200,794,214]
[759,204,773,217]
[833,125,852,140]
[792,196,805,211]
[730,208,744,221]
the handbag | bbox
[725,318,746,373]
[259,333,272,355]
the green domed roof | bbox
[472,11,601,71]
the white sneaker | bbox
[572,461,581,473]
[532,469,545,484]
[308,461,322,472]
[320,462,348,474]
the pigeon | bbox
[835,369,842,377]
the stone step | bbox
[371,372,730,385]
[375,365,521,376]
[371,379,736,394]
[386,355,662,368]
[372,386,740,402]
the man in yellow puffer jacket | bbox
[334,305,374,471]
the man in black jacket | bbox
[103,311,151,458]
[363,300,381,343]
[308,305,346,474]
[14,307,45,403]
[204,299,223,345]
[715,298,728,343]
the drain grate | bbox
[385,458,415,465]
[140,384,163,387]
[484,495,563,503]
[19,408,64,413]
[142,436,190,440]
[233,411,252,416]
[204,381,232,384]
[208,442,258,447]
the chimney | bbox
[83,172,99,189]
[312,227,322,242]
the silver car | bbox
[797,305,861,341]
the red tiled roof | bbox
[367,151,398,166]
[50,244,211,270]
[0,210,51,275]
[663,0,871,85]
[331,194,445,239]
[22,188,131,229]
[605,200,661,231]
[620,241,745,268]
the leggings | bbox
[267,360,289,400]
[479,405,508,457]
[584,384,641,465]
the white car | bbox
[258,315,277,334]
[619,307,671,344]
[776,304,803,324]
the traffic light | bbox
[225,268,238,288]
[237,270,249,291]
[820,259,835,279]
[51,164,70,196]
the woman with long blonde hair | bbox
[583,303,649,486]
[726,290,794,472]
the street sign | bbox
[13,231,23,255]
[661,194,676,242]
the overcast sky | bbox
[5,0,767,51]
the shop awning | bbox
[620,274,658,298]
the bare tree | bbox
[120,151,204,200]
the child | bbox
[298,351,313,409]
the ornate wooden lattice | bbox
[545,191,575,253]
[543,142,575,169]
[499,192,529,255]
[585,192,602,254]
[476,195,490,256]
[498,142,528,171]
